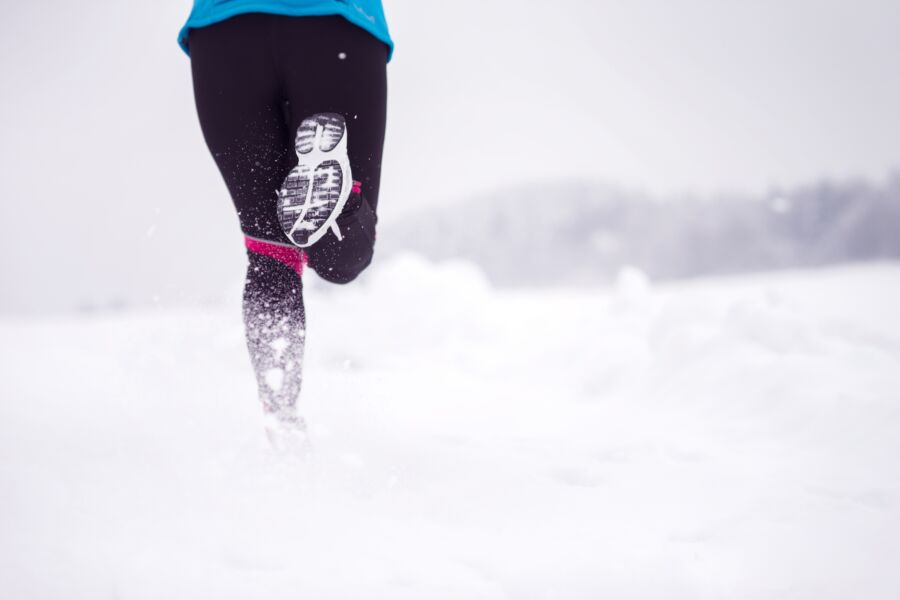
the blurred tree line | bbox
[382,172,900,285]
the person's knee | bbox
[306,202,376,284]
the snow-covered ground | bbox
[2,257,899,599]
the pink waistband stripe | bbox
[244,236,307,277]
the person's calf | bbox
[242,249,306,421]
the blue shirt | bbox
[178,0,393,60]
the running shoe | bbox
[276,112,352,248]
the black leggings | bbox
[190,14,388,422]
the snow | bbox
[2,256,900,598]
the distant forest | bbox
[381,173,900,285]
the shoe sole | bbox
[276,113,352,248]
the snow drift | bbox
[2,256,899,598]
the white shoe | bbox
[276,113,353,248]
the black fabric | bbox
[242,252,305,420]
[308,189,377,283]
[190,14,388,422]
[190,13,387,281]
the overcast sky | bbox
[1,0,899,312]
[385,0,900,200]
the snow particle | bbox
[264,368,284,392]
[338,52,347,60]
[270,337,289,360]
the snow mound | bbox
[1,258,899,599]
